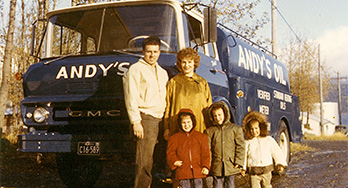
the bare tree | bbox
[183,0,270,46]
[0,0,17,133]
[281,38,332,125]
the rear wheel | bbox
[56,153,103,188]
[275,120,290,174]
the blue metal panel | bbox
[18,131,72,152]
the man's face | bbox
[181,115,193,132]
[142,44,160,66]
[212,108,225,125]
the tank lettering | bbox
[259,55,265,76]
[274,64,287,86]
[99,63,114,76]
[266,59,272,79]
[244,47,253,71]
[259,105,269,115]
[280,101,286,110]
[56,66,69,79]
[117,62,130,76]
[55,61,131,79]
[85,65,97,78]
[238,45,247,69]
[70,65,83,78]
[284,94,292,103]
[257,89,271,101]
[274,90,284,100]
[238,45,287,86]
[273,90,293,110]
[252,52,259,74]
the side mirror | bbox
[30,19,47,59]
[30,23,36,56]
[203,7,217,43]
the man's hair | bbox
[142,36,161,50]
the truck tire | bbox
[274,120,290,174]
[56,153,103,188]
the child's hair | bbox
[177,109,196,129]
[176,47,200,72]
[242,111,269,140]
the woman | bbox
[163,47,212,141]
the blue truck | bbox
[18,0,302,187]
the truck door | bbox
[182,11,229,98]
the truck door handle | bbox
[210,68,217,73]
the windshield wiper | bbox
[44,53,78,65]
[112,49,143,58]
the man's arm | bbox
[123,66,143,138]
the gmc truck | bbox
[18,0,302,187]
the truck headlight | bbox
[33,107,49,123]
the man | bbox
[123,36,169,188]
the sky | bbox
[255,0,348,77]
[54,0,348,77]
[2,0,348,77]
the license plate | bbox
[78,141,100,155]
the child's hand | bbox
[277,165,284,173]
[241,169,246,177]
[234,164,241,168]
[201,167,209,175]
[174,161,183,167]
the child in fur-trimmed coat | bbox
[241,111,287,188]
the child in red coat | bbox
[167,108,211,188]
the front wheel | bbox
[56,153,103,188]
[275,120,290,173]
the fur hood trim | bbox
[242,111,269,140]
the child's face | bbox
[212,108,225,125]
[250,121,260,137]
[181,115,193,132]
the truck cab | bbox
[18,0,224,187]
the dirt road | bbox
[1,140,347,187]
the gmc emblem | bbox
[68,110,121,117]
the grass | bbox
[290,142,316,153]
[290,132,348,153]
[303,132,348,141]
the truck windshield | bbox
[47,4,177,57]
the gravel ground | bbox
[1,140,347,187]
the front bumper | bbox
[17,131,135,154]
[18,131,72,152]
